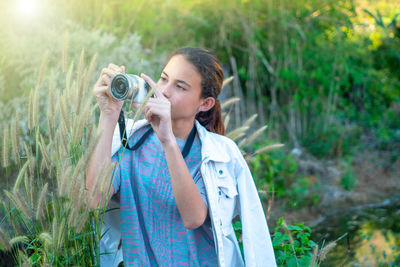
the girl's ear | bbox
[198,97,215,112]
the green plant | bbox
[250,148,320,209]
[272,217,318,266]
[340,157,358,191]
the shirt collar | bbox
[125,119,230,163]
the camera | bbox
[110,74,150,102]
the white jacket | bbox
[100,119,276,267]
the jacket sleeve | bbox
[235,151,277,267]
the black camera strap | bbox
[117,109,197,158]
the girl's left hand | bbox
[140,73,175,144]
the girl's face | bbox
[157,55,214,122]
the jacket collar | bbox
[194,120,230,163]
[121,119,230,163]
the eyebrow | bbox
[162,71,192,88]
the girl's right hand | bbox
[92,64,125,121]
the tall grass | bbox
[0,48,110,265]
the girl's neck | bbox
[171,118,196,140]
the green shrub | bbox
[272,217,318,266]
[250,148,320,209]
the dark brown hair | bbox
[170,47,225,135]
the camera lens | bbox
[111,73,148,102]
[111,74,131,100]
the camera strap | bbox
[117,109,197,159]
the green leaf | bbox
[30,252,41,264]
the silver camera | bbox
[110,74,149,102]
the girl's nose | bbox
[160,84,172,98]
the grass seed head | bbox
[13,160,30,194]
[11,119,20,164]
[2,126,10,168]
[36,183,49,222]
[0,226,10,251]
[319,241,337,261]
[9,236,29,247]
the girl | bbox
[86,47,276,266]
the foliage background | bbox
[0,0,399,265]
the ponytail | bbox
[170,47,225,135]
[196,99,225,135]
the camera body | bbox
[110,74,149,102]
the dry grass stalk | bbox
[100,162,116,199]
[9,235,29,246]
[76,50,85,114]
[310,245,319,267]
[238,138,247,148]
[23,172,30,201]
[224,114,230,129]
[36,183,48,222]
[11,118,20,164]
[133,85,157,122]
[245,125,268,146]
[2,126,10,168]
[59,96,71,132]
[19,249,31,267]
[29,169,34,206]
[13,160,29,194]
[66,62,74,98]
[28,90,34,130]
[69,157,86,196]
[39,135,50,169]
[72,99,91,145]
[47,71,56,140]
[243,114,258,128]
[32,82,40,129]
[282,220,299,266]
[69,176,86,226]
[83,53,98,92]
[254,144,285,155]
[51,215,58,245]
[4,190,31,219]
[319,233,346,261]
[36,51,49,89]
[319,241,337,261]
[0,226,10,251]
[222,76,234,88]
[39,232,52,246]
[57,218,66,248]
[76,212,89,233]
[85,122,95,151]
[55,133,66,159]
[221,97,240,110]
[58,165,72,197]
[40,157,47,174]
[15,192,32,219]
[266,190,274,221]
[227,126,249,141]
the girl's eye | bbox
[160,77,167,82]
[177,84,186,90]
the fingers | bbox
[101,68,118,79]
[143,101,170,121]
[108,63,125,73]
[93,85,112,99]
[140,73,156,88]
[100,74,111,86]
[131,102,140,109]
[152,87,162,99]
